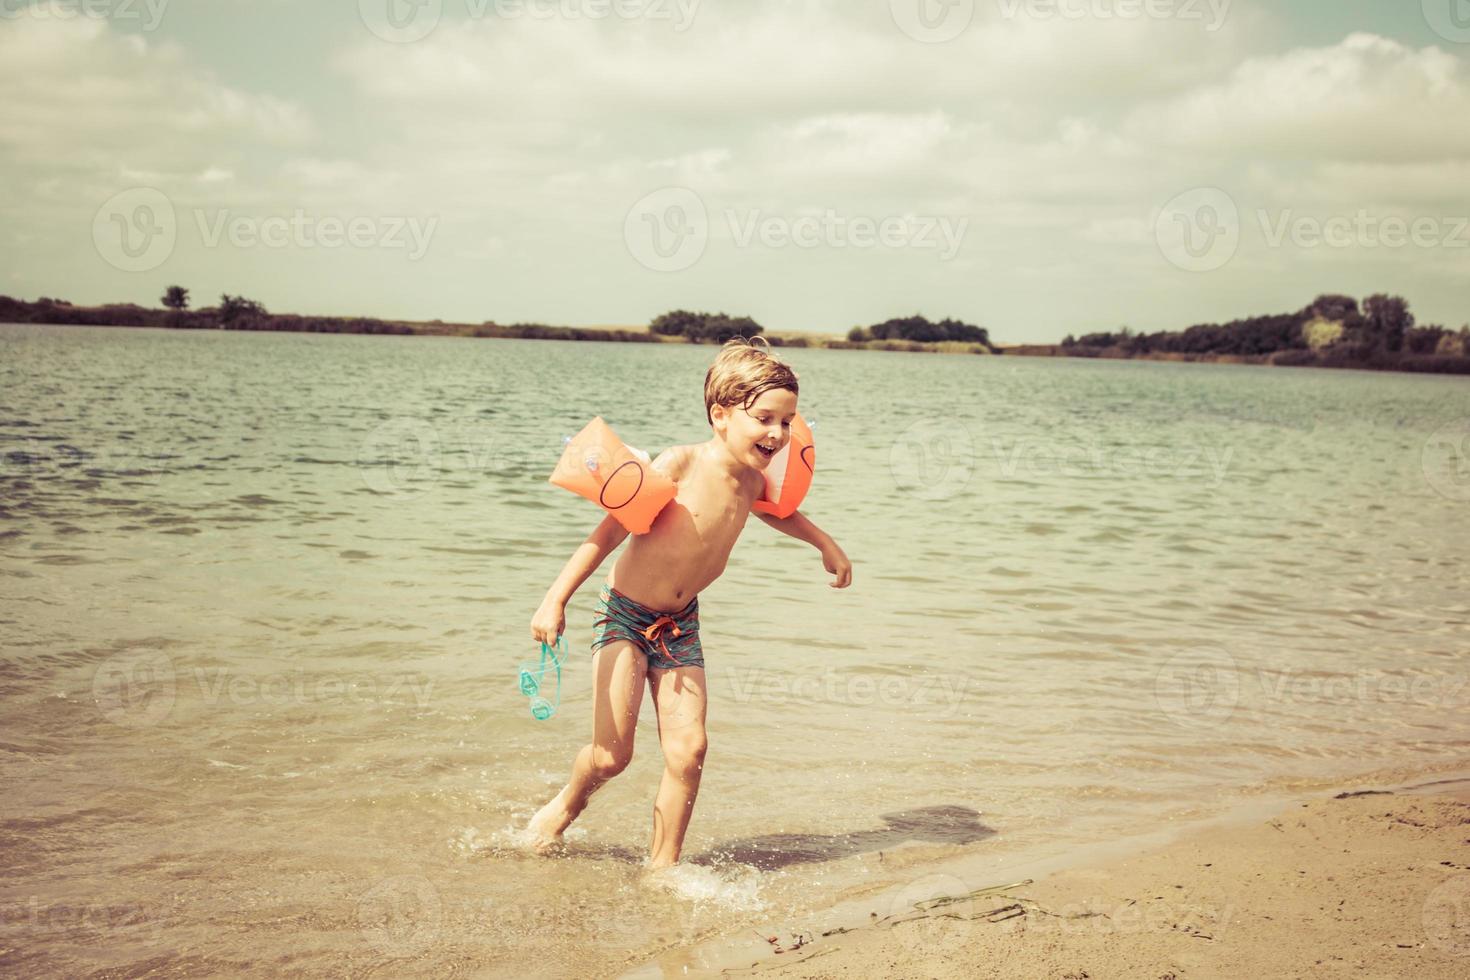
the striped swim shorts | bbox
[590,582,703,670]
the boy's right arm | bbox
[530,446,683,645]
[530,513,630,645]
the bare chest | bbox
[673,477,750,541]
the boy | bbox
[526,337,852,870]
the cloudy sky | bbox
[1,0,1467,340]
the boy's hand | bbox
[531,599,566,646]
[820,540,852,589]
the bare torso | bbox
[607,442,764,611]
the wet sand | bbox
[672,779,1470,979]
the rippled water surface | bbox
[2,323,1468,977]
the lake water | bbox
[2,322,1468,977]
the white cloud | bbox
[1132,33,1470,162]
[1,4,1467,335]
[1312,160,1470,206]
[0,16,312,174]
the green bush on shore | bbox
[1059,293,1468,373]
[649,310,765,343]
[473,322,657,343]
[846,314,994,349]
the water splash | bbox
[639,862,767,914]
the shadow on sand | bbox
[685,805,996,871]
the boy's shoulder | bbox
[652,443,698,480]
[654,444,763,498]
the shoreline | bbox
[5,314,1469,376]
[623,762,1470,978]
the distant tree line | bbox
[0,290,415,335]
[1060,294,1469,374]
[846,315,993,349]
[649,310,765,343]
[474,322,657,342]
[9,287,1465,374]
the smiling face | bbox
[713,387,798,471]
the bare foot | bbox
[525,795,571,855]
[637,862,680,890]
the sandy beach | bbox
[666,778,1470,979]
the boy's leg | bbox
[527,640,647,849]
[646,664,709,869]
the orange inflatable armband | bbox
[549,417,676,534]
[752,413,815,519]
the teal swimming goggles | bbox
[518,636,566,721]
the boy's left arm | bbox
[756,509,853,588]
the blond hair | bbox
[703,336,799,425]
